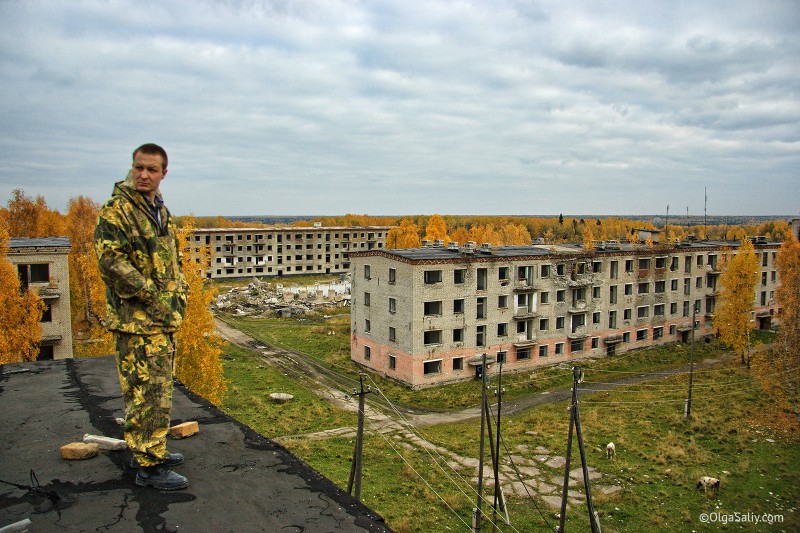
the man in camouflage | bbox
[95,143,190,490]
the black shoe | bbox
[135,465,189,491]
[130,452,185,469]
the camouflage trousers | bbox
[114,332,176,467]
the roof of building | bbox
[382,245,556,261]
[350,238,779,263]
[8,237,71,250]
[192,226,391,233]
[0,356,390,532]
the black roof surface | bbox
[353,239,774,262]
[8,237,71,249]
[0,356,391,532]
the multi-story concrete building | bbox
[189,224,390,279]
[350,238,782,389]
[7,237,73,360]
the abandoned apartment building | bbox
[349,237,782,389]
[7,237,74,360]
[189,223,390,279]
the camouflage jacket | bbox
[94,171,189,335]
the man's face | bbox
[132,151,167,201]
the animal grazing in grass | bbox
[606,442,616,460]
[696,476,720,497]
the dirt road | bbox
[216,318,731,428]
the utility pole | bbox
[474,353,488,532]
[348,372,371,500]
[491,360,507,532]
[685,301,697,418]
[558,366,601,533]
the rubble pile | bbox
[215,277,351,318]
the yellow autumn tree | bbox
[583,225,595,250]
[469,224,502,246]
[0,227,46,363]
[500,223,531,245]
[450,226,471,246]
[2,189,66,238]
[174,217,227,405]
[753,234,800,426]
[386,219,421,249]
[423,214,448,242]
[66,196,114,357]
[715,237,760,367]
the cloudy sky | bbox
[1,0,798,218]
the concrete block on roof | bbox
[170,421,199,439]
[61,442,99,460]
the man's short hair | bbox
[133,143,168,171]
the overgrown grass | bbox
[219,343,352,436]
[223,313,742,412]
[218,323,798,532]
[290,360,800,532]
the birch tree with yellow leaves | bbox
[753,234,800,426]
[174,218,227,405]
[66,196,114,357]
[423,214,448,242]
[386,219,421,249]
[715,236,759,367]
[0,227,46,364]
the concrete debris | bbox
[215,277,351,318]
[83,433,128,450]
[61,442,99,460]
[170,421,200,439]
[269,393,294,403]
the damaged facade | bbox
[350,239,782,389]
[189,224,390,279]
[7,237,73,360]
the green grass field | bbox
[218,318,798,532]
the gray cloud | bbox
[0,0,797,217]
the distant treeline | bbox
[216,214,790,227]
[182,213,794,247]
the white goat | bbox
[606,442,616,460]
[696,476,720,497]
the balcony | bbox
[513,280,535,292]
[513,337,538,348]
[568,301,588,313]
[513,307,538,320]
[568,329,589,340]
[36,286,62,300]
[568,275,592,287]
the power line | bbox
[362,373,518,533]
